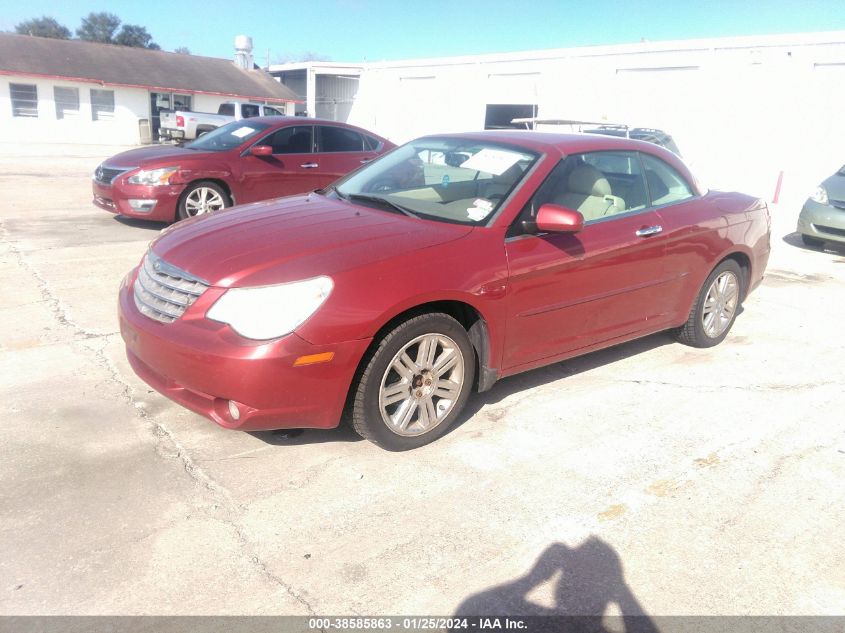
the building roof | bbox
[0,33,299,103]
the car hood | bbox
[102,145,219,168]
[822,171,845,204]
[150,194,474,287]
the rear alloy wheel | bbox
[177,181,229,220]
[350,313,475,450]
[674,259,744,348]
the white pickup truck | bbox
[159,101,286,141]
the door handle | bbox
[300,163,319,168]
[635,225,663,237]
[360,159,372,164]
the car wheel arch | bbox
[353,299,495,396]
[680,250,753,323]
[179,177,234,203]
[724,251,751,300]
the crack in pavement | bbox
[0,218,109,340]
[2,219,318,615]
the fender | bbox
[368,289,503,393]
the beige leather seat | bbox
[551,164,625,221]
[479,164,524,201]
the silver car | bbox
[798,166,845,247]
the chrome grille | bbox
[133,252,208,324]
[94,164,133,184]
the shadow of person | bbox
[454,537,658,633]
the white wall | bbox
[348,33,845,203]
[0,76,149,145]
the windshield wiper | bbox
[346,193,419,218]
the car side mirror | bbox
[250,145,273,157]
[529,204,584,234]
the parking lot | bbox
[1,143,843,616]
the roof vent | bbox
[234,35,254,70]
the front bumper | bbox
[118,272,371,431]
[92,178,182,222]
[797,198,845,244]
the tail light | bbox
[176,115,185,127]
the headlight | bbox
[810,185,828,205]
[206,276,333,340]
[127,166,180,185]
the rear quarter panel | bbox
[658,191,770,324]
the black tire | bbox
[801,234,824,249]
[674,259,744,348]
[350,312,476,451]
[176,181,230,221]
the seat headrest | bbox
[492,163,524,184]
[567,165,612,197]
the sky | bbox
[1,0,844,63]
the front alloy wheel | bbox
[350,312,475,450]
[378,333,465,437]
[177,181,229,220]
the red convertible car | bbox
[118,131,770,450]
[93,117,394,222]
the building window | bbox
[91,89,115,121]
[10,83,38,118]
[54,87,80,119]
[172,94,192,110]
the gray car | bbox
[797,166,845,247]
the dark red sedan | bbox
[118,131,770,450]
[93,117,394,222]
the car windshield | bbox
[333,137,538,225]
[185,121,272,152]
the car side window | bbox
[364,135,382,151]
[259,126,313,154]
[263,106,283,116]
[640,153,695,207]
[511,152,648,235]
[320,126,365,152]
[242,104,261,118]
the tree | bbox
[114,24,159,49]
[76,12,121,43]
[14,16,71,39]
[174,46,191,54]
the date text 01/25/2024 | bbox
[307,617,527,630]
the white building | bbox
[276,32,845,200]
[270,62,363,120]
[0,33,298,145]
